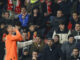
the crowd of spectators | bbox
[0,0,80,60]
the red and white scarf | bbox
[15,0,21,14]
[7,0,13,10]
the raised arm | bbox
[17,40,33,48]
[11,29,23,41]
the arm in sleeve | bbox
[52,30,56,39]
[11,30,23,41]
[61,43,66,60]
[17,40,33,48]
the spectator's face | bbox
[33,9,38,14]
[72,13,78,20]
[1,24,5,29]
[21,8,26,14]
[4,12,9,18]
[29,25,35,31]
[32,52,38,58]
[47,40,53,47]
[68,37,74,43]
[72,49,79,56]
[57,11,63,17]
[23,51,29,55]
[59,24,65,30]
[44,13,48,16]
[36,37,41,44]
[54,36,59,43]
[75,24,80,31]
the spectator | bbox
[30,8,45,37]
[43,38,63,60]
[54,0,67,16]
[18,6,30,29]
[52,22,71,44]
[69,12,80,29]
[70,48,80,60]
[1,11,16,26]
[20,46,31,60]
[61,34,77,60]
[51,10,67,30]
[53,35,61,48]
[32,50,42,60]
[22,31,29,41]
[30,8,43,29]
[30,35,45,55]
[71,23,80,41]
[27,25,37,40]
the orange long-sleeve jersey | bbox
[5,30,23,60]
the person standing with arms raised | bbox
[5,25,23,60]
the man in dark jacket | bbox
[43,38,63,60]
[69,12,80,29]
[1,11,16,26]
[71,23,80,41]
[70,48,80,60]
[20,46,31,60]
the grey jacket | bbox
[61,41,77,60]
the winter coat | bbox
[51,16,67,30]
[61,41,77,60]
[43,44,63,60]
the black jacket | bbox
[51,16,67,30]
[20,55,31,60]
[43,44,63,60]
[70,55,80,60]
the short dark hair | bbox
[73,47,79,52]
[59,22,65,25]
[68,34,74,39]
[3,11,9,15]
[54,35,60,39]
[32,50,39,54]
[75,22,80,25]
[57,10,63,13]
[72,12,78,15]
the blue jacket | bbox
[18,14,30,27]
